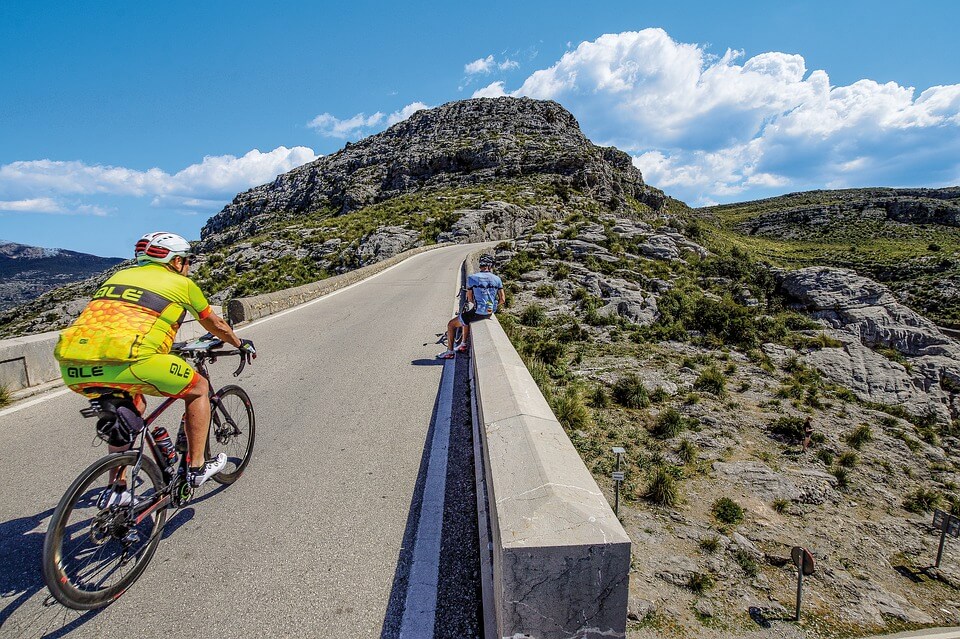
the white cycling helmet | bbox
[134,231,193,265]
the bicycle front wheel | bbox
[206,384,255,484]
[42,452,167,610]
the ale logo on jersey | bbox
[94,285,145,303]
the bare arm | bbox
[498,288,506,307]
[199,313,242,348]
[466,288,475,305]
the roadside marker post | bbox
[933,508,960,568]
[612,447,625,516]
[791,546,815,622]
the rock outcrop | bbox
[200,97,665,248]
[780,267,960,420]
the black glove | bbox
[239,339,257,364]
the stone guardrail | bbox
[466,252,632,639]
[0,307,220,394]
[226,243,451,324]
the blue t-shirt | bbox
[468,271,503,315]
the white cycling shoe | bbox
[97,486,141,509]
[189,454,227,487]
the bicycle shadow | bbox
[0,502,105,638]
[0,481,228,636]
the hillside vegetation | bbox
[694,188,960,326]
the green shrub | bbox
[552,387,593,431]
[534,284,557,298]
[557,321,589,344]
[531,339,566,366]
[903,486,943,514]
[588,385,609,408]
[769,416,807,441]
[845,424,873,450]
[699,536,720,553]
[689,295,758,348]
[612,375,650,409]
[712,497,744,525]
[520,304,547,327]
[687,572,715,594]
[816,449,834,466]
[645,466,680,506]
[550,262,570,280]
[838,451,859,468]
[526,358,553,394]
[694,365,727,396]
[772,498,790,514]
[732,549,760,578]
[501,250,541,279]
[0,384,9,408]
[677,439,698,464]
[831,466,851,490]
[650,387,670,403]
[653,408,687,439]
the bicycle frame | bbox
[122,352,237,524]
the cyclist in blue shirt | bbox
[437,253,505,358]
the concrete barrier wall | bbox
[467,254,632,639]
[0,307,220,393]
[227,243,450,324]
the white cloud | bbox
[308,112,385,138]
[472,81,507,99]
[491,28,960,203]
[0,197,63,212]
[465,55,495,75]
[0,146,318,214]
[308,101,432,140]
[0,198,109,216]
[386,101,430,126]
[499,59,519,71]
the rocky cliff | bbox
[200,97,664,246]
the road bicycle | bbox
[41,336,255,610]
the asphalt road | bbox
[0,243,483,638]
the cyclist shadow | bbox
[0,482,227,636]
[0,503,105,637]
[161,482,227,539]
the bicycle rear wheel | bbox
[42,452,167,609]
[206,384,255,484]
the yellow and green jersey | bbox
[55,263,212,364]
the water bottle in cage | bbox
[152,427,177,467]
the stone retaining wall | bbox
[467,252,632,639]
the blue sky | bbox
[2,0,959,256]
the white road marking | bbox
[0,387,71,418]
[398,260,463,638]
[0,245,462,416]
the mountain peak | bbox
[200,97,663,243]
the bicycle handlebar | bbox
[171,334,248,377]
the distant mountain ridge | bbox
[0,240,124,312]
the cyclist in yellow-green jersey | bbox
[55,231,257,489]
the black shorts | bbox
[459,310,493,324]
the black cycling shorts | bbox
[459,310,493,324]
